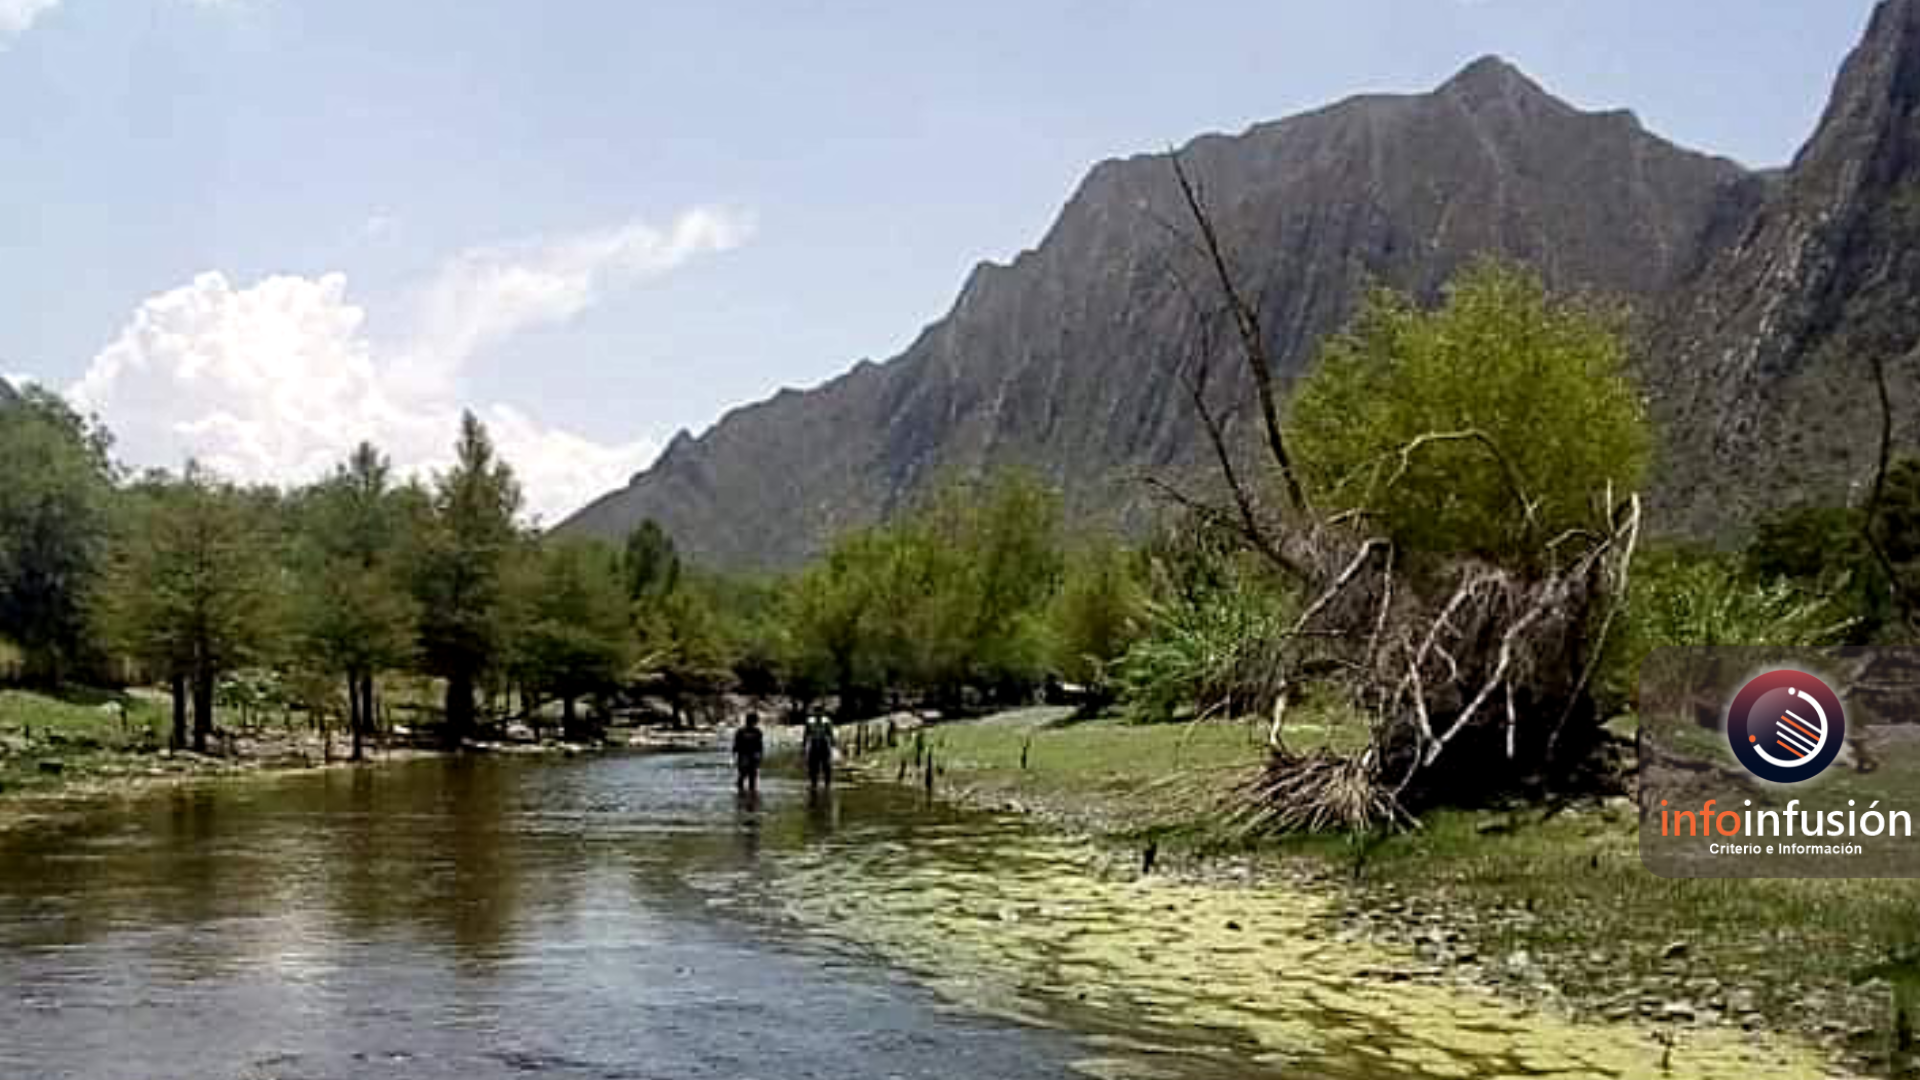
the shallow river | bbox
[0,751,1834,1080]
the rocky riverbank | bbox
[853,709,1899,1078]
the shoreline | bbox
[849,709,1891,1077]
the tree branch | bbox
[1167,150,1309,515]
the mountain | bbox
[0,377,17,407]
[1651,0,1920,534]
[557,57,1762,568]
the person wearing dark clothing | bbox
[732,713,765,794]
[803,715,836,791]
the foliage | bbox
[516,539,631,732]
[621,519,682,602]
[90,466,287,751]
[410,413,523,742]
[288,443,420,755]
[0,387,115,684]
[1115,553,1294,724]
[776,470,1063,712]
[1044,539,1147,692]
[1619,547,1858,681]
[1289,261,1651,563]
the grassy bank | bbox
[0,687,442,827]
[868,709,1916,1071]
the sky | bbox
[0,0,1882,523]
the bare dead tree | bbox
[1166,152,1309,517]
[1139,148,1642,834]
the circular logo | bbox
[1726,669,1845,783]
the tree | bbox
[93,466,284,752]
[291,443,420,760]
[1045,539,1146,698]
[519,540,630,739]
[622,519,682,603]
[0,387,114,685]
[777,470,1064,715]
[919,471,1062,698]
[412,413,522,746]
[1289,261,1651,563]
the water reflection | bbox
[0,754,1084,1080]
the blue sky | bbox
[0,0,1879,520]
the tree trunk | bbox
[360,676,376,755]
[347,672,365,762]
[191,665,214,755]
[562,694,579,741]
[445,668,474,748]
[170,672,188,750]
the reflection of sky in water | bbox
[0,754,1082,1080]
[0,751,1842,1080]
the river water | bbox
[0,750,1837,1080]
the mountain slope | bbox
[560,58,1754,568]
[1651,0,1920,533]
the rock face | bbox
[559,27,1907,568]
[1651,0,1920,534]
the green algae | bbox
[768,818,1845,1080]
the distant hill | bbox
[560,3,1918,569]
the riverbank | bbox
[0,687,637,831]
[856,707,1910,1077]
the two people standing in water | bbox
[730,712,836,794]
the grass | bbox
[879,708,1271,833]
[0,687,174,795]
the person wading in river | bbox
[803,714,836,791]
[732,713,765,795]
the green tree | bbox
[919,471,1062,698]
[412,413,522,746]
[519,540,630,738]
[291,443,420,760]
[1290,261,1650,562]
[93,466,284,752]
[779,529,893,712]
[1045,539,1146,697]
[0,386,114,685]
[778,470,1063,715]
[621,519,682,603]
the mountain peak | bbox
[1439,55,1540,100]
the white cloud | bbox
[397,207,751,396]
[0,0,63,41]
[1,0,243,45]
[68,208,752,523]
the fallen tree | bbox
[1144,152,1647,831]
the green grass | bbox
[0,688,171,795]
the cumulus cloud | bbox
[69,209,752,523]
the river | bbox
[0,750,1838,1080]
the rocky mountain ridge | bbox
[561,3,1917,568]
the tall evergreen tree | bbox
[413,413,521,746]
